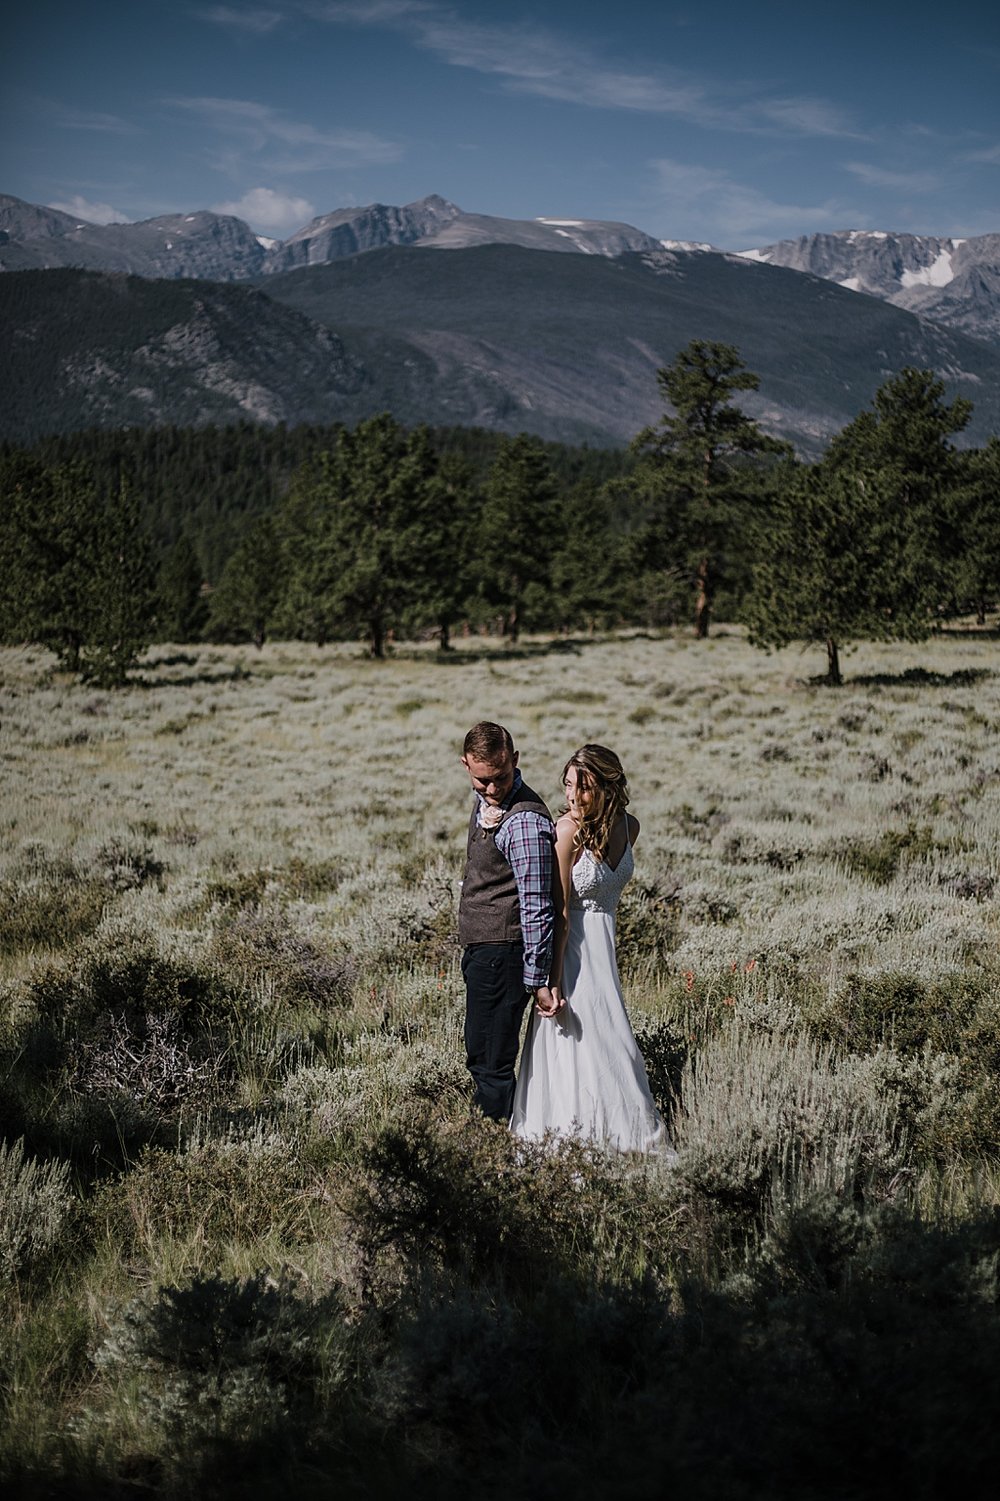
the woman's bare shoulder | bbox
[554,812,578,842]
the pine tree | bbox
[478,435,559,641]
[207,515,284,648]
[277,414,434,658]
[825,366,971,610]
[82,477,157,687]
[403,446,478,649]
[952,438,1000,624]
[745,464,932,685]
[549,481,622,632]
[156,533,208,643]
[0,453,100,673]
[631,341,792,637]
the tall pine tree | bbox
[156,533,208,643]
[746,463,935,685]
[83,477,157,687]
[477,435,558,642]
[631,341,792,637]
[207,515,284,648]
[277,414,436,658]
[0,454,100,672]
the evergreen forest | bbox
[2,343,999,686]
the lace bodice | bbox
[570,842,634,914]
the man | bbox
[458,721,562,1121]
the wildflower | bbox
[744,959,757,973]
[684,970,695,991]
[723,996,735,1006]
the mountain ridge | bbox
[2,190,997,346]
[4,249,999,454]
[737,230,1000,345]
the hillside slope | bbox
[3,249,999,451]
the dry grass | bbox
[2,627,1000,1497]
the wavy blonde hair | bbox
[561,744,629,860]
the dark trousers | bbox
[461,942,529,1121]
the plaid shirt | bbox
[490,772,554,990]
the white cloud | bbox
[198,6,285,33]
[415,17,713,117]
[755,96,862,139]
[308,3,859,137]
[166,95,403,171]
[306,1,427,19]
[964,142,1000,164]
[47,194,129,224]
[48,102,137,134]
[212,185,315,232]
[649,158,851,246]
[844,161,942,192]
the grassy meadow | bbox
[2,627,1000,1498]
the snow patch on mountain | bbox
[900,248,955,289]
[663,239,715,252]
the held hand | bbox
[535,984,565,1017]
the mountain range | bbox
[736,231,1000,346]
[2,192,998,452]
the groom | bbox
[458,721,561,1121]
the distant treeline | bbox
[1,342,998,686]
[5,422,632,584]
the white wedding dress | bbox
[510,826,670,1154]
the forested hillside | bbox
[3,346,997,690]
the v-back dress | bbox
[510,823,668,1153]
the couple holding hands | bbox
[458,721,670,1155]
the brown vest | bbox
[458,778,551,946]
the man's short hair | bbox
[463,721,515,762]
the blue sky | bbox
[2,0,998,247]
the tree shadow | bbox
[411,638,588,665]
[934,625,1000,640]
[849,666,994,689]
[130,665,253,689]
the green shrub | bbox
[0,875,107,957]
[632,1020,688,1120]
[93,1270,343,1448]
[347,1107,680,1297]
[211,905,354,1010]
[28,931,223,1034]
[808,968,1000,1062]
[0,1137,72,1286]
[93,1126,317,1254]
[838,822,940,885]
[615,880,682,968]
[93,836,165,893]
[672,1028,906,1218]
[205,869,272,909]
[7,932,234,1165]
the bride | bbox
[510,744,670,1154]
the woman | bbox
[510,744,670,1154]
